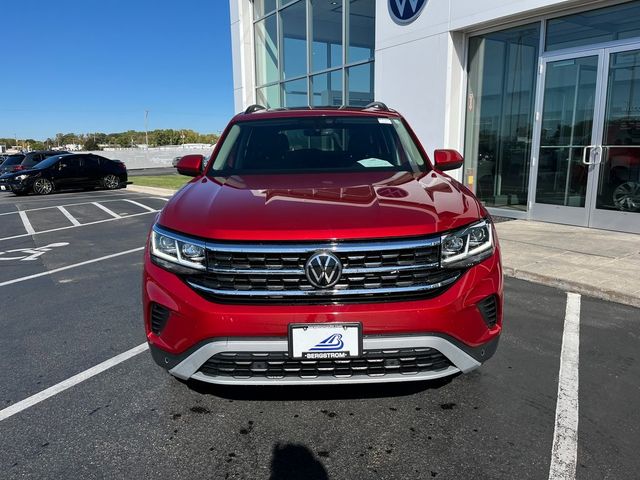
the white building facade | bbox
[230,0,640,233]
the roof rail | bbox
[244,104,267,114]
[363,102,389,111]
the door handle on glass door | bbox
[582,145,598,165]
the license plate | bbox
[289,323,362,360]
[0,185,6,191]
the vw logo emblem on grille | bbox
[305,252,343,289]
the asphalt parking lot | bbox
[0,188,638,480]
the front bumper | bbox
[143,247,503,384]
[0,179,29,193]
[150,334,499,385]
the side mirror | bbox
[177,154,204,177]
[433,149,464,172]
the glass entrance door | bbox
[530,44,640,233]
[530,51,604,226]
[590,47,640,232]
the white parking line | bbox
[549,292,581,480]
[0,343,148,422]
[18,210,35,235]
[0,246,144,287]
[0,211,158,242]
[0,196,169,216]
[123,199,158,212]
[92,202,121,219]
[57,206,82,226]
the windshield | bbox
[209,117,428,175]
[2,155,25,166]
[33,154,69,170]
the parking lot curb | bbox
[503,267,640,309]
[126,185,177,196]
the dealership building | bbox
[229,0,640,233]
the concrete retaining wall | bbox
[86,147,214,169]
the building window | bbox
[253,0,375,108]
[546,1,640,52]
[464,23,541,211]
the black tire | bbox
[33,178,54,195]
[102,174,120,190]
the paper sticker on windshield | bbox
[357,158,394,168]
[378,118,392,124]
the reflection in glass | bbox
[254,0,375,107]
[312,0,343,72]
[255,15,279,86]
[348,0,375,63]
[281,1,307,80]
[311,70,343,106]
[254,0,277,20]
[464,24,540,210]
[283,78,308,107]
[535,56,598,207]
[347,62,374,106]
[597,50,640,212]
[546,1,640,52]
[257,84,281,108]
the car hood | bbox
[158,171,486,241]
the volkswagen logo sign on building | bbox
[305,252,343,289]
[389,0,428,25]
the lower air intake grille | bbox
[150,303,171,335]
[477,295,498,328]
[198,348,452,380]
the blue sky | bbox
[1,0,235,139]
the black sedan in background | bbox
[0,153,128,195]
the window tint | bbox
[210,117,427,174]
[2,155,25,166]
[22,154,43,167]
[83,156,99,168]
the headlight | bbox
[150,225,206,272]
[441,219,494,268]
[16,174,30,181]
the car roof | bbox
[231,104,403,123]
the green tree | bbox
[84,137,100,151]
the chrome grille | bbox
[185,237,461,303]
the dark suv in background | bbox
[0,151,66,175]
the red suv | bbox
[143,103,502,385]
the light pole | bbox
[145,110,149,148]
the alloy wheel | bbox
[33,178,53,195]
[612,182,640,212]
[103,174,120,190]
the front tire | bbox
[102,174,120,190]
[33,178,54,195]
